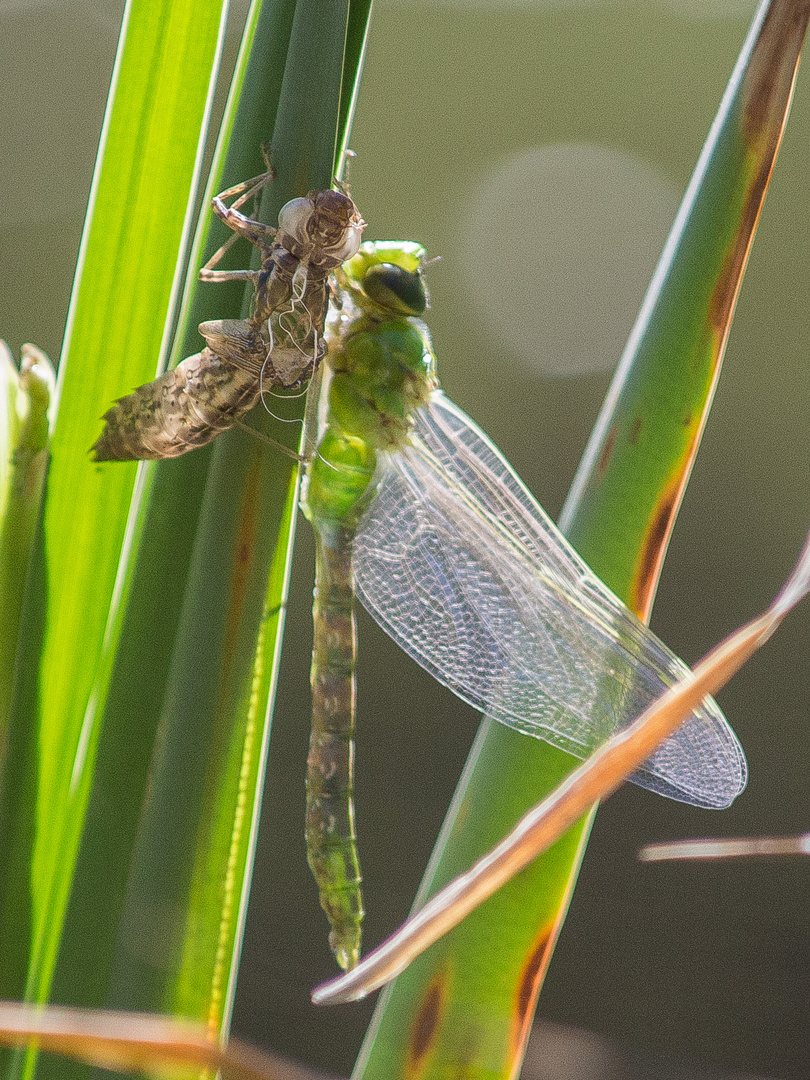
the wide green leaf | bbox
[0,0,228,1032]
[0,343,54,766]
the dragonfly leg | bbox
[198,230,262,283]
[199,168,274,283]
[209,153,278,252]
[209,202,277,251]
[211,145,276,210]
[213,169,273,210]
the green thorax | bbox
[304,242,438,528]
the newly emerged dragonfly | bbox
[92,165,364,460]
[92,218,746,972]
[302,240,747,969]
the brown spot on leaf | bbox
[630,475,682,622]
[510,924,555,1061]
[629,417,643,445]
[407,969,448,1077]
[597,425,617,478]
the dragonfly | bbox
[91,163,364,460]
[91,216,746,971]
[301,239,747,970]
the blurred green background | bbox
[2,1,809,1077]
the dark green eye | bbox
[362,263,427,316]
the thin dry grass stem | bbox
[0,1002,337,1080]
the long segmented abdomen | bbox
[91,348,264,461]
[306,523,363,971]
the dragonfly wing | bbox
[353,391,746,809]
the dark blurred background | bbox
[2,1,809,1077]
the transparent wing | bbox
[353,391,747,809]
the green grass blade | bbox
[45,0,298,1021]
[42,0,373,1045]
[337,1,374,168]
[0,0,228,1040]
[0,344,54,758]
[158,0,360,1025]
[352,4,809,1077]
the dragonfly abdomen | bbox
[91,347,263,461]
[307,525,363,970]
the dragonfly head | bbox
[340,241,430,318]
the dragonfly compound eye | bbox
[277,196,317,245]
[280,193,365,267]
[362,263,427,317]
